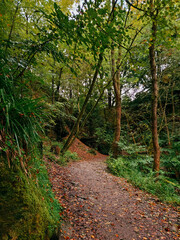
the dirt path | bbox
[47,156,179,240]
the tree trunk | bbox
[77,79,80,113]
[110,0,122,159]
[111,45,122,158]
[171,81,175,139]
[125,113,136,144]
[60,53,103,155]
[25,13,29,35]
[159,96,171,146]
[52,76,55,104]
[69,88,72,99]
[64,72,113,152]
[108,88,112,108]
[5,1,20,52]
[55,67,63,101]
[157,52,171,146]
[149,18,160,174]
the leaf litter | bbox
[46,138,180,240]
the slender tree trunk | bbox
[159,95,171,146]
[111,45,122,158]
[25,13,29,35]
[64,73,113,152]
[171,81,175,139]
[14,39,53,80]
[81,76,112,130]
[52,76,55,104]
[164,112,171,146]
[77,79,80,113]
[5,1,20,52]
[61,53,103,155]
[149,18,160,174]
[55,67,63,101]
[107,54,112,108]
[69,88,72,99]
[108,88,112,108]
[52,60,56,104]
[111,0,122,158]
[157,51,171,146]
[125,113,136,144]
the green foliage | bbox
[0,69,44,163]
[44,140,78,165]
[118,139,147,157]
[95,126,113,154]
[59,149,79,164]
[44,150,57,162]
[0,156,61,240]
[112,139,153,173]
[87,148,97,155]
[107,155,180,205]
[108,140,180,204]
[31,157,62,222]
[161,139,180,178]
[45,101,76,132]
[0,1,179,235]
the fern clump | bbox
[107,141,180,205]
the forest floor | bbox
[46,139,180,240]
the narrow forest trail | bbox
[47,140,179,240]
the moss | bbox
[0,158,61,240]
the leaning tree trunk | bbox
[5,1,20,52]
[149,18,160,174]
[60,53,103,155]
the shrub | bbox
[95,126,113,154]
[161,139,180,180]
[87,148,97,155]
[44,140,79,165]
[107,153,180,205]
[0,74,44,167]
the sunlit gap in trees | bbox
[122,83,148,100]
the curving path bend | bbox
[47,157,179,240]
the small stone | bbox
[171,224,178,232]
[134,227,139,232]
[136,198,142,202]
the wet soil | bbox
[47,139,180,240]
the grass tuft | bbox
[107,156,180,205]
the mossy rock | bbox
[50,145,61,155]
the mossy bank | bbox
[0,157,62,240]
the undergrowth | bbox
[44,140,79,165]
[87,148,97,155]
[107,141,180,205]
